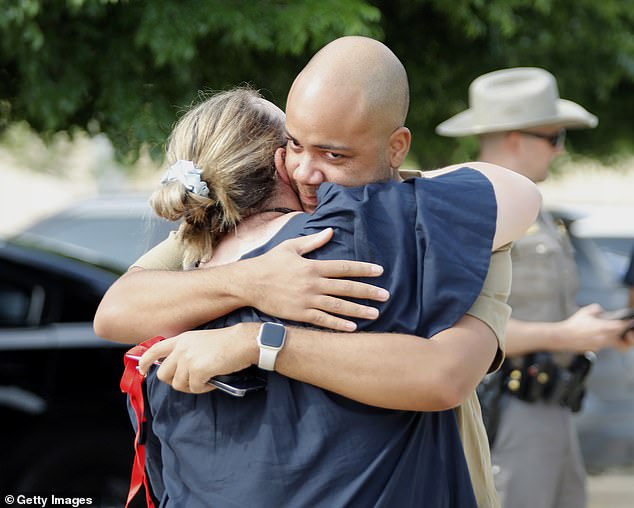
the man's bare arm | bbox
[505,305,634,356]
[139,315,498,412]
[94,229,389,343]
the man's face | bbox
[516,127,566,183]
[284,86,395,212]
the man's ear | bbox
[506,131,523,153]
[274,147,291,184]
[388,127,411,169]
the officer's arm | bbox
[505,306,633,356]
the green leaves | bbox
[0,0,382,161]
[1,0,633,165]
[376,0,634,165]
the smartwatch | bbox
[256,322,287,371]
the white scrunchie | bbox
[160,160,210,197]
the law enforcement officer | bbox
[437,67,634,508]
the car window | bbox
[0,256,48,327]
[0,281,33,327]
[17,217,174,270]
[55,276,107,323]
[0,249,114,327]
[591,238,634,280]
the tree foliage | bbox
[1,0,633,166]
[0,0,381,161]
[377,0,634,165]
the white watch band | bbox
[258,347,279,371]
[256,322,286,371]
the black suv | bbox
[0,239,132,503]
[2,195,174,505]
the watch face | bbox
[260,322,286,348]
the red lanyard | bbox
[120,336,165,508]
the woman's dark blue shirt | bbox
[144,168,497,508]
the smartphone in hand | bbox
[600,308,634,320]
[125,354,267,397]
[600,308,634,339]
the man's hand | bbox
[622,327,634,349]
[238,228,390,331]
[138,323,259,394]
[559,304,634,352]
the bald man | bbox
[96,37,535,507]
[282,36,411,211]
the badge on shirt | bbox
[525,222,540,236]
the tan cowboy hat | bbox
[436,67,598,137]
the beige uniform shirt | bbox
[508,209,577,322]
[134,230,186,270]
[507,209,579,366]
[458,246,511,508]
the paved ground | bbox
[587,469,634,508]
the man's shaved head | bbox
[283,36,412,212]
[289,36,409,132]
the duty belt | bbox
[502,351,596,412]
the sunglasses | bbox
[517,129,566,148]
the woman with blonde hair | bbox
[148,86,300,269]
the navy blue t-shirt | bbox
[144,168,497,507]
